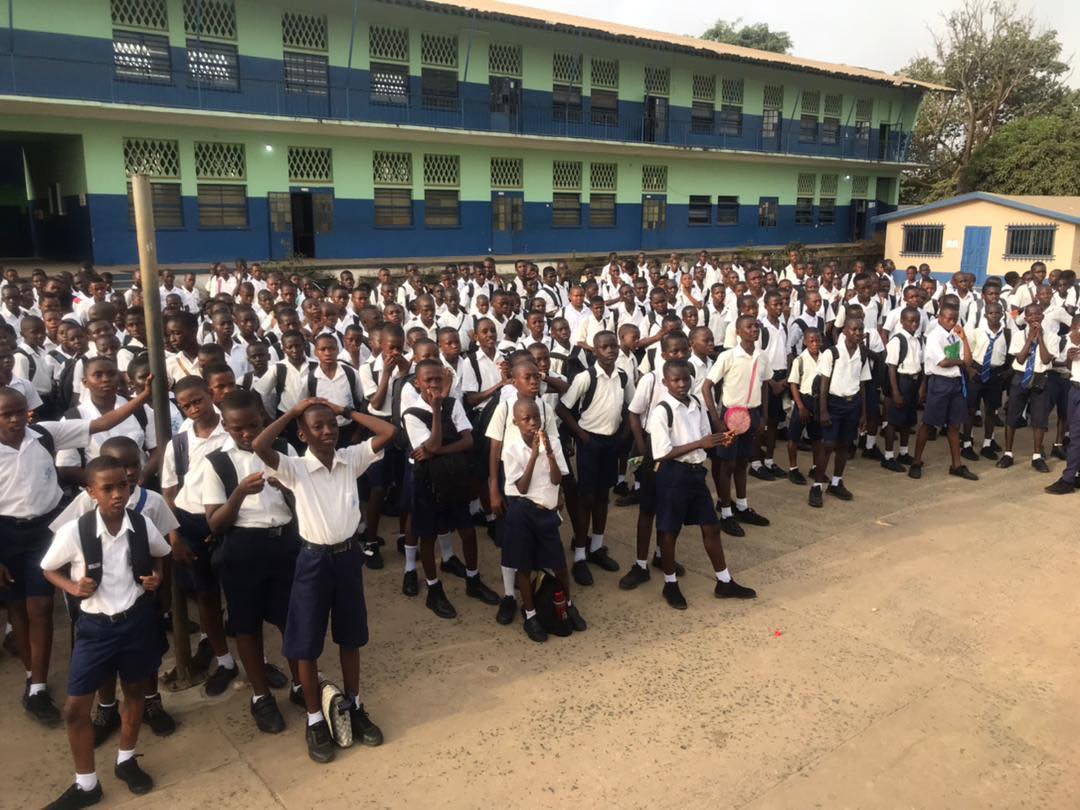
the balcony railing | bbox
[0,51,913,163]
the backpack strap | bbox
[14,347,35,381]
[133,486,149,514]
[467,351,482,392]
[578,367,600,415]
[274,363,288,398]
[657,400,674,430]
[131,404,148,432]
[76,511,102,586]
[206,449,239,500]
[241,371,254,389]
[28,424,55,456]
[172,431,190,487]
[126,509,153,583]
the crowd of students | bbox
[1,250,1077,807]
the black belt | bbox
[0,506,61,529]
[82,592,153,624]
[230,524,291,538]
[301,538,354,554]
[897,372,920,380]
[828,393,859,403]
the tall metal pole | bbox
[131,174,198,687]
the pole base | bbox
[161,663,208,692]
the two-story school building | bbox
[0,0,945,266]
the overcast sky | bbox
[517,0,1080,88]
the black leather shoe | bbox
[960,446,979,462]
[787,468,807,485]
[808,486,824,508]
[496,595,517,625]
[92,702,120,747]
[860,446,885,461]
[401,569,418,597]
[715,579,757,599]
[907,461,923,479]
[114,756,153,795]
[881,458,905,473]
[1051,444,1067,460]
[465,575,501,605]
[349,703,384,746]
[1045,479,1076,495]
[897,453,914,465]
[613,481,630,497]
[523,615,547,642]
[191,637,212,672]
[827,482,854,500]
[289,685,306,710]
[571,559,593,586]
[586,546,620,572]
[734,506,769,526]
[748,465,773,481]
[980,446,999,461]
[619,564,651,590]
[23,688,61,726]
[662,582,688,610]
[949,465,979,481]
[425,582,457,619]
[720,516,745,537]
[46,781,103,809]
[651,554,685,577]
[763,464,784,479]
[204,664,238,697]
[615,490,640,506]
[440,554,468,579]
[362,541,383,570]
[264,661,288,690]
[306,719,336,763]
[1032,457,1050,473]
[251,693,286,734]
[142,692,176,736]
[996,454,1014,469]
[566,603,587,632]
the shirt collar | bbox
[302,447,346,472]
[95,510,133,542]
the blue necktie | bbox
[980,333,1001,383]
[1022,347,1036,389]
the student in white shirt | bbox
[1045,315,1080,493]
[785,327,823,485]
[881,307,924,473]
[963,300,1010,462]
[998,303,1056,472]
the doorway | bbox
[489,76,521,132]
[290,191,315,258]
[850,199,869,241]
[643,96,668,143]
[960,226,992,282]
[491,191,523,254]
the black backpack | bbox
[28,423,55,455]
[75,507,152,602]
[572,367,629,421]
[305,363,358,401]
[55,355,83,412]
[532,571,572,637]
[64,403,149,466]
[402,400,474,509]
[204,441,292,500]
[812,345,868,398]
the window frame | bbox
[688,195,711,227]
[821,116,840,145]
[127,181,184,230]
[590,89,619,126]
[691,101,714,134]
[716,195,739,226]
[642,196,666,230]
[283,51,328,96]
[552,192,582,228]
[113,30,173,85]
[370,61,410,106]
[588,193,616,228]
[186,39,240,91]
[1004,225,1056,260]
[761,108,780,141]
[799,114,818,143]
[718,105,742,137]
[374,187,414,228]
[758,197,778,228]
[420,67,459,111]
[424,189,460,229]
[197,183,248,229]
[901,224,945,256]
[817,198,836,226]
[794,196,814,225]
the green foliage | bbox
[961,105,1080,195]
[900,0,1069,204]
[700,18,792,54]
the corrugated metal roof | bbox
[410,0,952,92]
[872,193,1080,226]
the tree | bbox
[700,18,792,54]
[961,104,1080,195]
[900,0,1069,204]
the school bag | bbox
[14,347,36,382]
[71,507,153,614]
[401,400,474,508]
[55,355,83,412]
[28,423,55,456]
[571,366,629,421]
[63,403,149,466]
[811,344,868,399]
[305,363,358,401]
[531,571,572,638]
[204,440,292,500]
[464,352,502,438]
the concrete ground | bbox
[5,437,1079,809]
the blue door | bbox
[960,226,992,282]
[490,191,523,255]
[640,194,666,250]
[267,192,292,260]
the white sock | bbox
[484,512,495,522]
[720,506,733,518]
[524,608,537,620]
[884,450,894,460]
[500,566,516,597]
[28,682,45,696]
[438,534,454,562]
[75,772,98,791]
[735,497,748,511]
[347,693,360,709]
[3,622,10,635]
[983,438,993,447]
[764,459,777,468]
[664,573,677,583]
[469,498,481,513]
[574,547,586,562]
[404,545,418,572]
[307,712,323,727]
[589,533,603,552]
[865,435,876,449]
[636,559,648,570]
[217,653,235,670]
[1032,453,1042,460]
[633,480,640,490]
[199,633,208,643]
[25,670,31,680]
[98,701,117,709]
[716,568,732,583]
[831,475,841,486]
[617,474,625,484]
[252,693,268,704]
[466,569,479,578]
[426,578,439,587]
[814,481,824,489]
[962,440,972,448]
[750,460,762,470]
[900,445,909,455]
[116,749,135,765]
[1005,451,1014,457]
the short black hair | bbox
[85,454,126,482]
[202,362,234,381]
[173,375,209,397]
[218,389,260,415]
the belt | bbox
[0,507,61,529]
[231,524,291,538]
[301,538,354,554]
[82,592,153,624]
[897,372,920,379]
[828,393,859,403]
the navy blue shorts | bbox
[967,372,1006,413]
[766,371,787,424]
[283,543,368,661]
[500,498,566,572]
[864,376,880,419]
[1063,386,1080,481]
[788,397,821,443]
[219,525,299,635]
[714,407,761,461]
[655,462,718,536]
[175,509,218,594]
[637,445,657,516]
[575,431,620,496]
[1006,379,1050,429]
[405,464,473,538]
[887,374,921,429]
[68,596,167,696]
[1048,374,1070,419]
[923,376,967,429]
[0,520,56,600]
[822,394,861,444]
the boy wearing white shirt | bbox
[963,301,1010,461]
[882,307,924,472]
[998,303,1056,472]
[1045,315,1080,493]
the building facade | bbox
[0,0,941,266]
[876,193,1080,281]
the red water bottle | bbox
[553,589,568,622]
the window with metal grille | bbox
[112,0,169,31]
[688,195,711,226]
[113,31,172,83]
[421,33,457,69]
[819,174,838,197]
[492,195,524,231]
[490,157,523,189]
[797,173,816,197]
[123,137,180,178]
[817,198,836,226]
[758,198,777,227]
[127,182,183,229]
[423,154,459,187]
[799,114,817,143]
[552,193,581,228]
[424,189,459,228]
[644,66,669,96]
[1005,225,1056,259]
[552,161,582,191]
[901,225,944,255]
[187,39,239,90]
[642,165,667,193]
[197,183,247,228]
[553,52,582,85]
[422,67,458,110]
[488,43,521,77]
[281,11,327,51]
[642,196,666,230]
[719,105,742,137]
[370,25,408,63]
[370,62,409,106]
[716,196,738,225]
[194,141,245,180]
[553,84,582,122]
[591,89,618,126]
[589,163,617,192]
[283,52,327,95]
[183,0,235,39]
[854,121,870,143]
[794,197,814,225]
[589,194,616,227]
[374,188,412,227]
[590,57,618,90]
[692,101,714,134]
[761,109,780,140]
[763,83,784,111]
[287,146,332,183]
[850,175,869,198]
[692,74,715,102]
[373,151,412,186]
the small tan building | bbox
[874,193,1080,281]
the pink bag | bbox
[723,359,759,435]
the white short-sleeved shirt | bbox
[160,420,230,514]
[885,332,924,376]
[787,350,819,396]
[458,350,502,401]
[165,351,199,385]
[6,375,42,412]
[270,440,382,544]
[358,357,405,418]
[309,364,364,425]
[0,419,89,519]
[817,343,872,397]
[1008,328,1054,374]
[13,344,56,395]
[201,439,295,528]
[56,397,157,468]
[648,393,709,465]
[834,298,882,331]
[501,434,568,510]
[922,324,964,379]
[486,396,558,447]
[706,345,771,409]
[40,510,170,616]
[274,360,316,415]
[572,314,610,349]
[50,485,179,538]
[967,324,1009,371]
[559,365,633,435]
[758,318,788,372]
[403,397,472,465]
